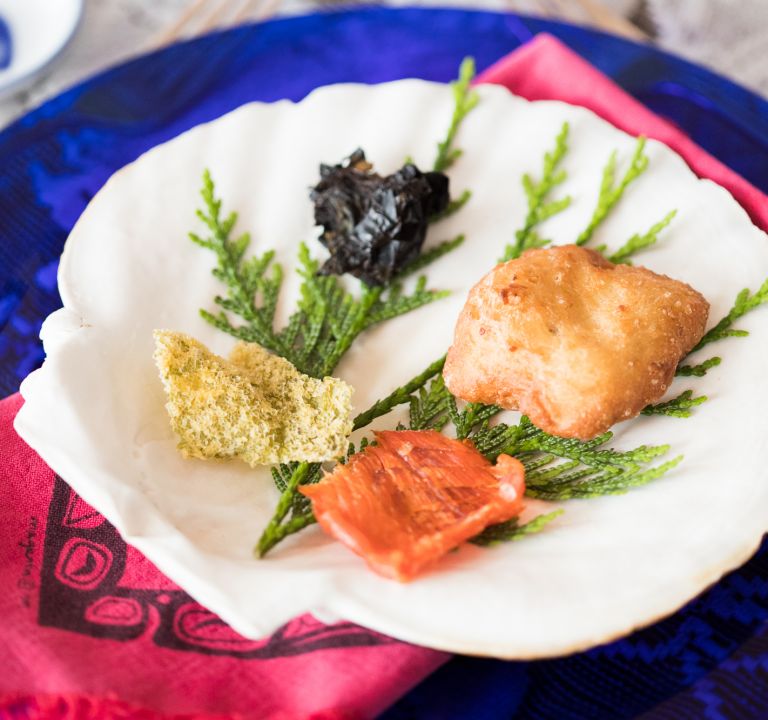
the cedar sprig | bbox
[340,437,371,464]
[433,57,480,173]
[253,60,483,556]
[642,390,708,418]
[577,137,650,247]
[433,190,472,223]
[194,58,479,382]
[408,373,455,431]
[448,398,501,440]
[501,122,571,262]
[209,60,766,556]
[677,356,721,377]
[499,128,667,266]
[403,376,682,505]
[689,278,768,354]
[192,191,459,552]
[503,418,682,501]
[190,170,289,358]
[351,356,447,431]
[192,54,482,380]
[257,462,319,556]
[662,277,768,407]
[193,189,453,379]
[522,453,683,501]
[254,119,743,552]
[431,58,478,228]
[470,510,564,547]
[396,235,465,279]
[609,209,677,264]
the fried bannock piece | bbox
[443,245,709,440]
[300,430,525,581]
[154,330,353,465]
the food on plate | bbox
[21,54,768,662]
[154,330,353,465]
[443,245,710,440]
[299,430,526,581]
[311,148,450,285]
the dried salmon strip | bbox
[300,430,525,581]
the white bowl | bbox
[0,0,83,100]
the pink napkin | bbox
[0,394,445,720]
[3,33,768,720]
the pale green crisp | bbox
[154,330,353,466]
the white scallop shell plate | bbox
[15,80,768,658]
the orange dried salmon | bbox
[299,430,526,581]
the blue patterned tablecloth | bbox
[2,8,767,719]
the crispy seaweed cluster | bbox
[310,149,450,286]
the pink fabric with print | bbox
[2,34,768,720]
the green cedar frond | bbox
[192,170,463,557]
[246,58,484,556]
[196,56,480,384]
[387,375,683,510]
[256,511,317,557]
[352,356,446,430]
[609,209,677,264]
[433,57,480,173]
[524,454,683,500]
[253,117,760,553]
[193,170,289,357]
[365,284,450,327]
[397,235,465,279]
[677,356,721,377]
[409,374,454,431]
[256,461,313,556]
[432,190,472,223]
[449,398,502,440]
[464,415,681,502]
[340,436,372,465]
[470,510,564,547]
[577,137,649,247]
[642,390,708,418]
[502,122,571,263]
[193,174,461,381]
[689,278,768,354]
[201,73,721,558]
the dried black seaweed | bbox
[310,149,450,286]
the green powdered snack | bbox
[154,330,353,466]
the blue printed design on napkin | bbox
[0,15,11,70]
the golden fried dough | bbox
[443,245,709,440]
